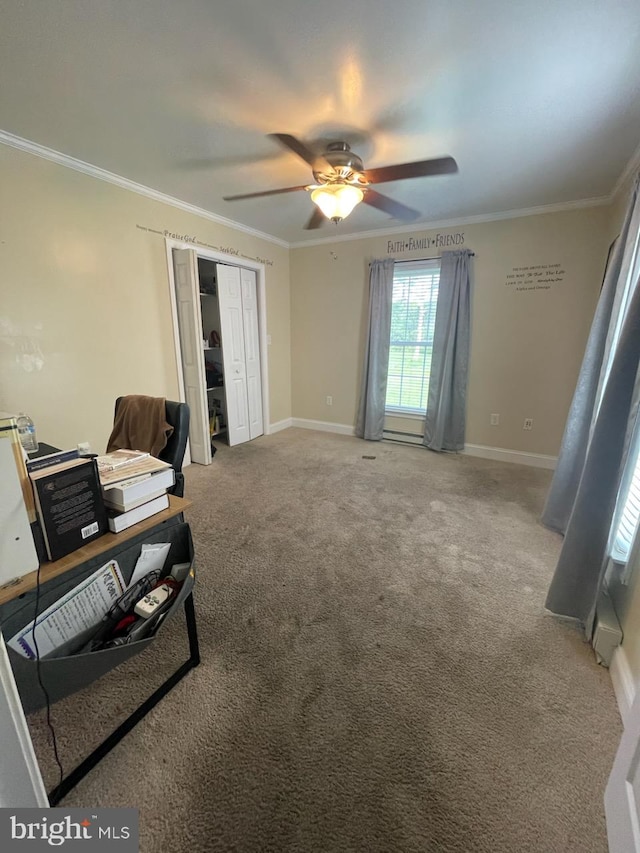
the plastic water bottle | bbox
[16,412,38,453]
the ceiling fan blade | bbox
[268,133,332,172]
[304,207,326,230]
[363,189,420,222]
[223,185,307,201]
[268,133,318,166]
[365,156,458,184]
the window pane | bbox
[386,375,402,408]
[611,444,640,563]
[386,262,440,414]
[388,345,405,373]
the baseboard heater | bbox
[593,587,623,667]
[382,429,423,446]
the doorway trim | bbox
[0,636,48,807]
[164,239,271,449]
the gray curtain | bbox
[545,276,640,633]
[355,259,395,441]
[542,177,640,533]
[423,249,473,451]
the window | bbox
[607,230,640,565]
[611,445,640,564]
[385,260,440,414]
[597,228,640,418]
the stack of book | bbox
[96,450,175,533]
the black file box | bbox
[0,518,195,714]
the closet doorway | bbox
[166,243,269,465]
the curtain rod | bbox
[368,251,476,267]
[394,252,476,263]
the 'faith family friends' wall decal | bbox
[135,224,274,266]
[504,264,566,292]
[386,231,466,254]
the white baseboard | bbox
[463,443,557,470]
[291,418,356,436]
[268,418,293,434]
[611,645,636,725]
[285,422,557,469]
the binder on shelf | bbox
[0,417,39,585]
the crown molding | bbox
[3,128,635,251]
[289,195,610,248]
[0,130,289,249]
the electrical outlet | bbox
[490,413,499,426]
[523,418,533,430]
[266,334,272,345]
[326,396,333,406]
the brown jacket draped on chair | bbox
[106,395,173,457]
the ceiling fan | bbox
[223,133,458,230]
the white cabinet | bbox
[172,250,264,463]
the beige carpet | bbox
[27,429,621,852]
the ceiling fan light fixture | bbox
[309,183,364,223]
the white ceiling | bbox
[1,0,640,245]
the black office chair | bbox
[114,397,190,498]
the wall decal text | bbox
[387,231,465,254]
[135,224,274,266]
[504,263,566,292]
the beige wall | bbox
[290,206,611,456]
[0,142,612,460]
[0,146,291,453]
[6,137,639,692]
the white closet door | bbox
[241,268,264,440]
[172,249,212,465]
[217,264,251,446]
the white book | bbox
[104,485,168,514]
[98,455,171,487]
[102,467,175,511]
[107,494,170,534]
[96,449,149,472]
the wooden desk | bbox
[0,494,199,804]
[0,496,192,606]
